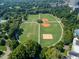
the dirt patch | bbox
[42,18,48,22]
[43,34,53,40]
[41,23,50,27]
[41,18,50,27]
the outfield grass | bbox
[19,23,39,44]
[28,14,39,22]
[19,14,63,47]
[28,14,56,22]
[40,14,56,21]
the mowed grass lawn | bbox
[40,22,62,47]
[19,14,63,47]
[27,14,56,22]
[19,23,39,44]
[0,46,6,51]
[28,14,39,22]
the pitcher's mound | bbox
[41,23,50,27]
[42,18,48,22]
[43,34,53,40]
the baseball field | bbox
[19,14,63,47]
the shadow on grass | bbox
[18,28,24,40]
[12,28,24,40]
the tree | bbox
[64,30,73,45]
[9,40,42,59]
[40,47,48,59]
[0,51,3,56]
[25,40,42,58]
[55,42,64,52]
[40,47,63,59]
[9,44,26,59]
[8,40,19,50]
[0,38,6,46]
[7,17,21,39]
[24,13,28,21]
[37,19,43,23]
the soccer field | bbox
[19,14,63,47]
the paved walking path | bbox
[0,46,11,59]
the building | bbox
[68,29,79,59]
[74,29,79,38]
[0,18,7,23]
[69,37,79,59]
[69,0,79,10]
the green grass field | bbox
[40,22,62,47]
[19,23,39,44]
[19,14,63,47]
[0,46,6,51]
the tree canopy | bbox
[9,40,42,59]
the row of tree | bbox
[9,40,64,59]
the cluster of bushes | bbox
[0,38,6,46]
[7,40,19,50]
[9,40,64,59]
[0,51,3,56]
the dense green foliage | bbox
[8,40,19,50]
[9,40,42,59]
[9,40,64,59]
[0,38,6,46]
[40,47,64,59]
[0,51,3,56]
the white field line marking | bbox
[51,15,64,46]
[24,22,38,24]
[38,24,40,44]
[24,21,61,24]
[39,13,41,19]
[25,21,61,23]
[38,13,41,44]
[48,21,61,23]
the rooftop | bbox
[72,38,79,53]
[69,51,79,57]
[0,20,7,23]
[74,29,79,37]
[76,40,79,45]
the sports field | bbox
[20,23,39,43]
[19,14,63,47]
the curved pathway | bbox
[0,45,11,59]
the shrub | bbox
[0,39,6,46]
[0,51,3,56]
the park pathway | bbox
[0,45,11,59]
